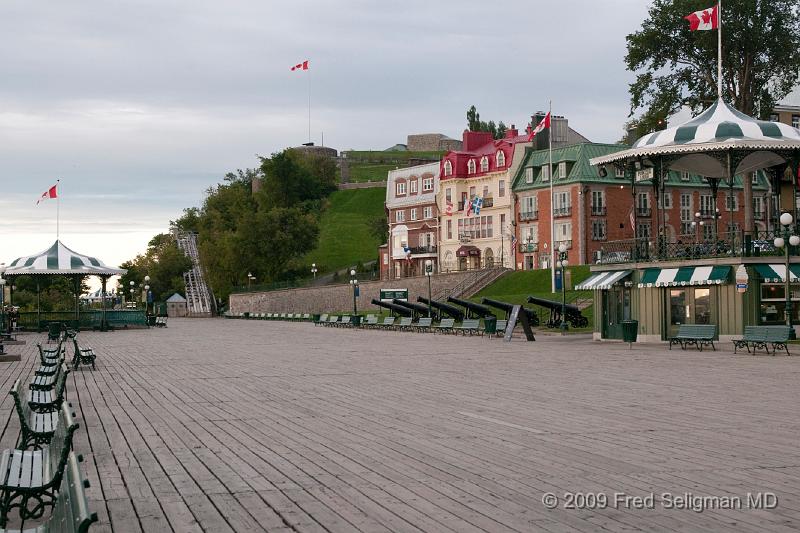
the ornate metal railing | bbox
[591,206,607,216]
[554,206,572,217]
[519,210,538,221]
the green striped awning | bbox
[638,266,731,288]
[575,270,632,290]
[752,264,800,283]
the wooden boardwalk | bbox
[1,319,799,532]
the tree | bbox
[119,234,193,303]
[465,106,509,139]
[626,0,800,136]
[367,215,388,244]
[259,150,337,209]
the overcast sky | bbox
[0,0,650,273]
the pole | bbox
[56,179,60,241]
[427,273,432,318]
[717,0,723,100]
[307,68,311,144]
[549,100,555,293]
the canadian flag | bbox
[290,60,309,71]
[37,182,58,205]
[445,200,453,216]
[528,112,551,141]
[685,4,719,31]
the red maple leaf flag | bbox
[685,4,719,31]
[36,183,58,205]
[290,60,309,71]
[528,112,551,141]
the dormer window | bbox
[496,150,506,167]
[480,156,489,172]
[444,160,453,176]
[467,159,477,174]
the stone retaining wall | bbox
[230,270,482,314]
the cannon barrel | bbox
[417,297,464,320]
[370,299,413,317]
[392,299,431,316]
[527,295,582,315]
[447,296,496,318]
[481,298,539,324]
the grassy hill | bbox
[473,266,595,331]
[305,187,386,273]
[341,150,444,183]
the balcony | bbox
[519,242,538,253]
[553,206,572,218]
[591,206,607,216]
[519,210,539,221]
[483,197,494,208]
[754,211,765,220]
[409,245,437,255]
[636,207,652,217]
[555,239,573,250]
[699,209,719,219]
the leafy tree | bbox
[367,215,388,244]
[626,0,800,136]
[259,150,337,209]
[9,275,89,312]
[118,234,193,303]
[465,106,509,139]
[172,207,201,233]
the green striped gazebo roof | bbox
[590,99,800,177]
[5,240,126,276]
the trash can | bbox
[147,315,157,327]
[351,315,362,327]
[622,320,639,344]
[312,314,321,324]
[483,316,497,335]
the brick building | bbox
[511,142,770,269]
[381,162,440,279]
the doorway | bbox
[666,287,714,338]
[602,285,632,339]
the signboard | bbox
[504,305,536,342]
[735,265,748,294]
[380,289,408,302]
[635,167,654,182]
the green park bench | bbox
[70,336,97,371]
[454,319,482,336]
[732,326,768,354]
[27,363,70,414]
[394,317,413,331]
[491,319,508,338]
[325,316,340,327]
[362,315,378,328]
[763,326,793,356]
[378,317,395,329]
[412,317,432,332]
[431,318,455,334]
[0,403,78,527]
[314,314,328,326]
[669,324,717,351]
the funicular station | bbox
[582,99,800,343]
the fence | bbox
[16,310,147,331]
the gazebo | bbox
[4,240,126,330]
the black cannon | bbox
[392,299,432,318]
[370,299,413,317]
[526,296,588,329]
[417,297,464,320]
[481,298,539,326]
[447,296,496,318]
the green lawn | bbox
[473,267,595,332]
[305,188,386,273]
[344,150,444,162]
[342,151,444,183]
[347,164,398,183]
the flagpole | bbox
[56,179,60,241]
[307,68,312,144]
[549,100,555,294]
[717,0,723,99]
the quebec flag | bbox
[472,196,483,216]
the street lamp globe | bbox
[780,212,794,227]
[144,275,150,283]
[144,285,150,291]
[561,259,568,267]
[558,244,567,254]
[774,237,785,249]
[129,280,134,287]
[695,211,701,219]
[350,269,356,277]
[791,236,800,247]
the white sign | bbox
[635,168,654,182]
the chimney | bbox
[462,130,495,151]
[504,124,519,139]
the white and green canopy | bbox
[752,264,800,283]
[576,270,632,290]
[638,266,731,288]
[5,240,126,277]
[591,99,800,177]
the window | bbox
[541,166,550,182]
[770,113,780,122]
[444,160,452,176]
[480,156,489,172]
[636,192,650,215]
[680,222,693,236]
[499,180,506,197]
[496,150,506,167]
[727,222,740,234]
[409,179,418,194]
[555,221,572,246]
[591,191,605,215]
[422,177,434,192]
[558,162,567,179]
[395,210,405,222]
[487,216,494,238]
[554,191,571,216]
[500,214,506,234]
[469,186,476,198]
[591,220,607,241]
[410,208,417,221]
[423,206,432,219]
[702,224,714,241]
[525,167,534,183]
[751,171,759,185]
[681,171,690,181]
[522,196,537,218]
[445,188,452,203]
[753,196,764,218]
[615,166,625,178]
[636,222,651,240]
[522,225,538,243]
[680,193,692,223]
[725,194,738,212]
[467,159,476,174]
[396,181,406,195]
[793,115,800,129]
[483,185,489,199]
[658,192,672,209]
[447,219,453,240]
[699,194,714,215]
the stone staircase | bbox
[433,267,509,301]
[174,231,215,317]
